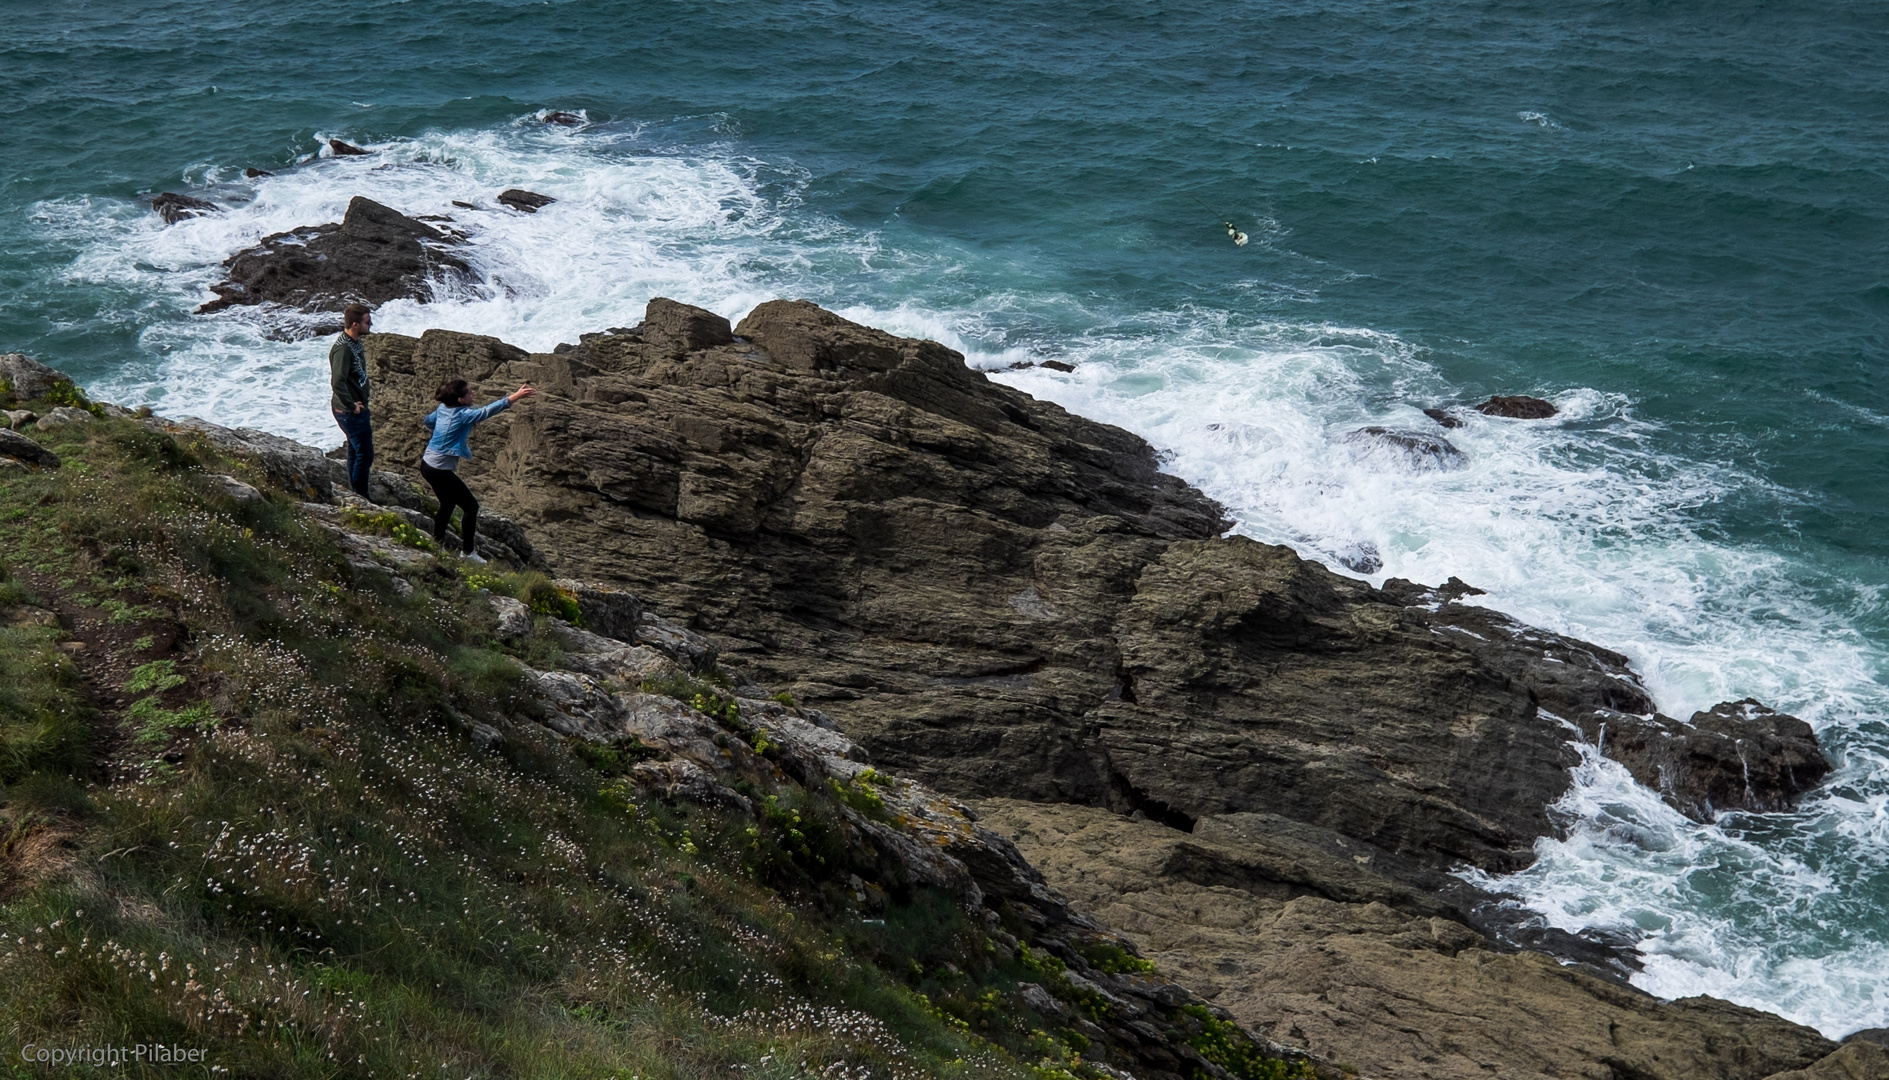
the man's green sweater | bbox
[330,333,370,413]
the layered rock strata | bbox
[360,299,1827,885]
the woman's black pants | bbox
[419,462,479,554]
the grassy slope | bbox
[0,403,1314,1080]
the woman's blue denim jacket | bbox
[421,397,512,462]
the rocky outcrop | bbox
[1602,699,1828,820]
[975,798,1837,1080]
[360,299,1828,887]
[1763,1041,1889,1080]
[195,196,470,318]
[503,586,1326,1080]
[1382,578,1831,820]
[1,353,76,402]
[328,138,370,156]
[1476,394,1558,418]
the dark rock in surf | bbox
[196,196,470,317]
[537,111,586,126]
[1422,407,1464,429]
[1344,426,1467,471]
[245,167,274,178]
[1007,359,1077,373]
[1476,394,1558,419]
[1597,699,1830,821]
[328,138,371,156]
[497,188,557,213]
[150,192,220,224]
[1381,579,1829,821]
[1335,541,1382,574]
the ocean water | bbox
[4,0,1887,1038]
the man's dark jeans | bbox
[332,407,374,498]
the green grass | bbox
[0,415,1028,1079]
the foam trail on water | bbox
[33,117,1889,1038]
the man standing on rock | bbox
[329,303,374,498]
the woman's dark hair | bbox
[435,378,470,406]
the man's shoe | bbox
[461,551,489,565]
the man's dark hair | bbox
[343,303,371,330]
[435,378,470,406]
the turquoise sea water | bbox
[4,0,1887,1037]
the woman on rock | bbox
[419,378,535,563]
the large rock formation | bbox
[196,196,469,318]
[974,798,1840,1080]
[361,299,1829,887]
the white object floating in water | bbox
[1223,221,1249,246]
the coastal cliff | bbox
[357,299,1826,876]
[0,312,1870,1079]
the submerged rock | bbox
[328,138,370,156]
[150,192,220,224]
[1477,394,1558,418]
[1422,406,1464,428]
[196,196,470,318]
[1334,539,1382,573]
[496,188,556,213]
[1344,425,1468,471]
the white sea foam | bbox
[35,122,853,445]
[35,117,1889,1038]
[982,313,1889,1038]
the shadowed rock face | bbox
[196,196,470,318]
[362,299,1828,881]
[1382,578,1832,821]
